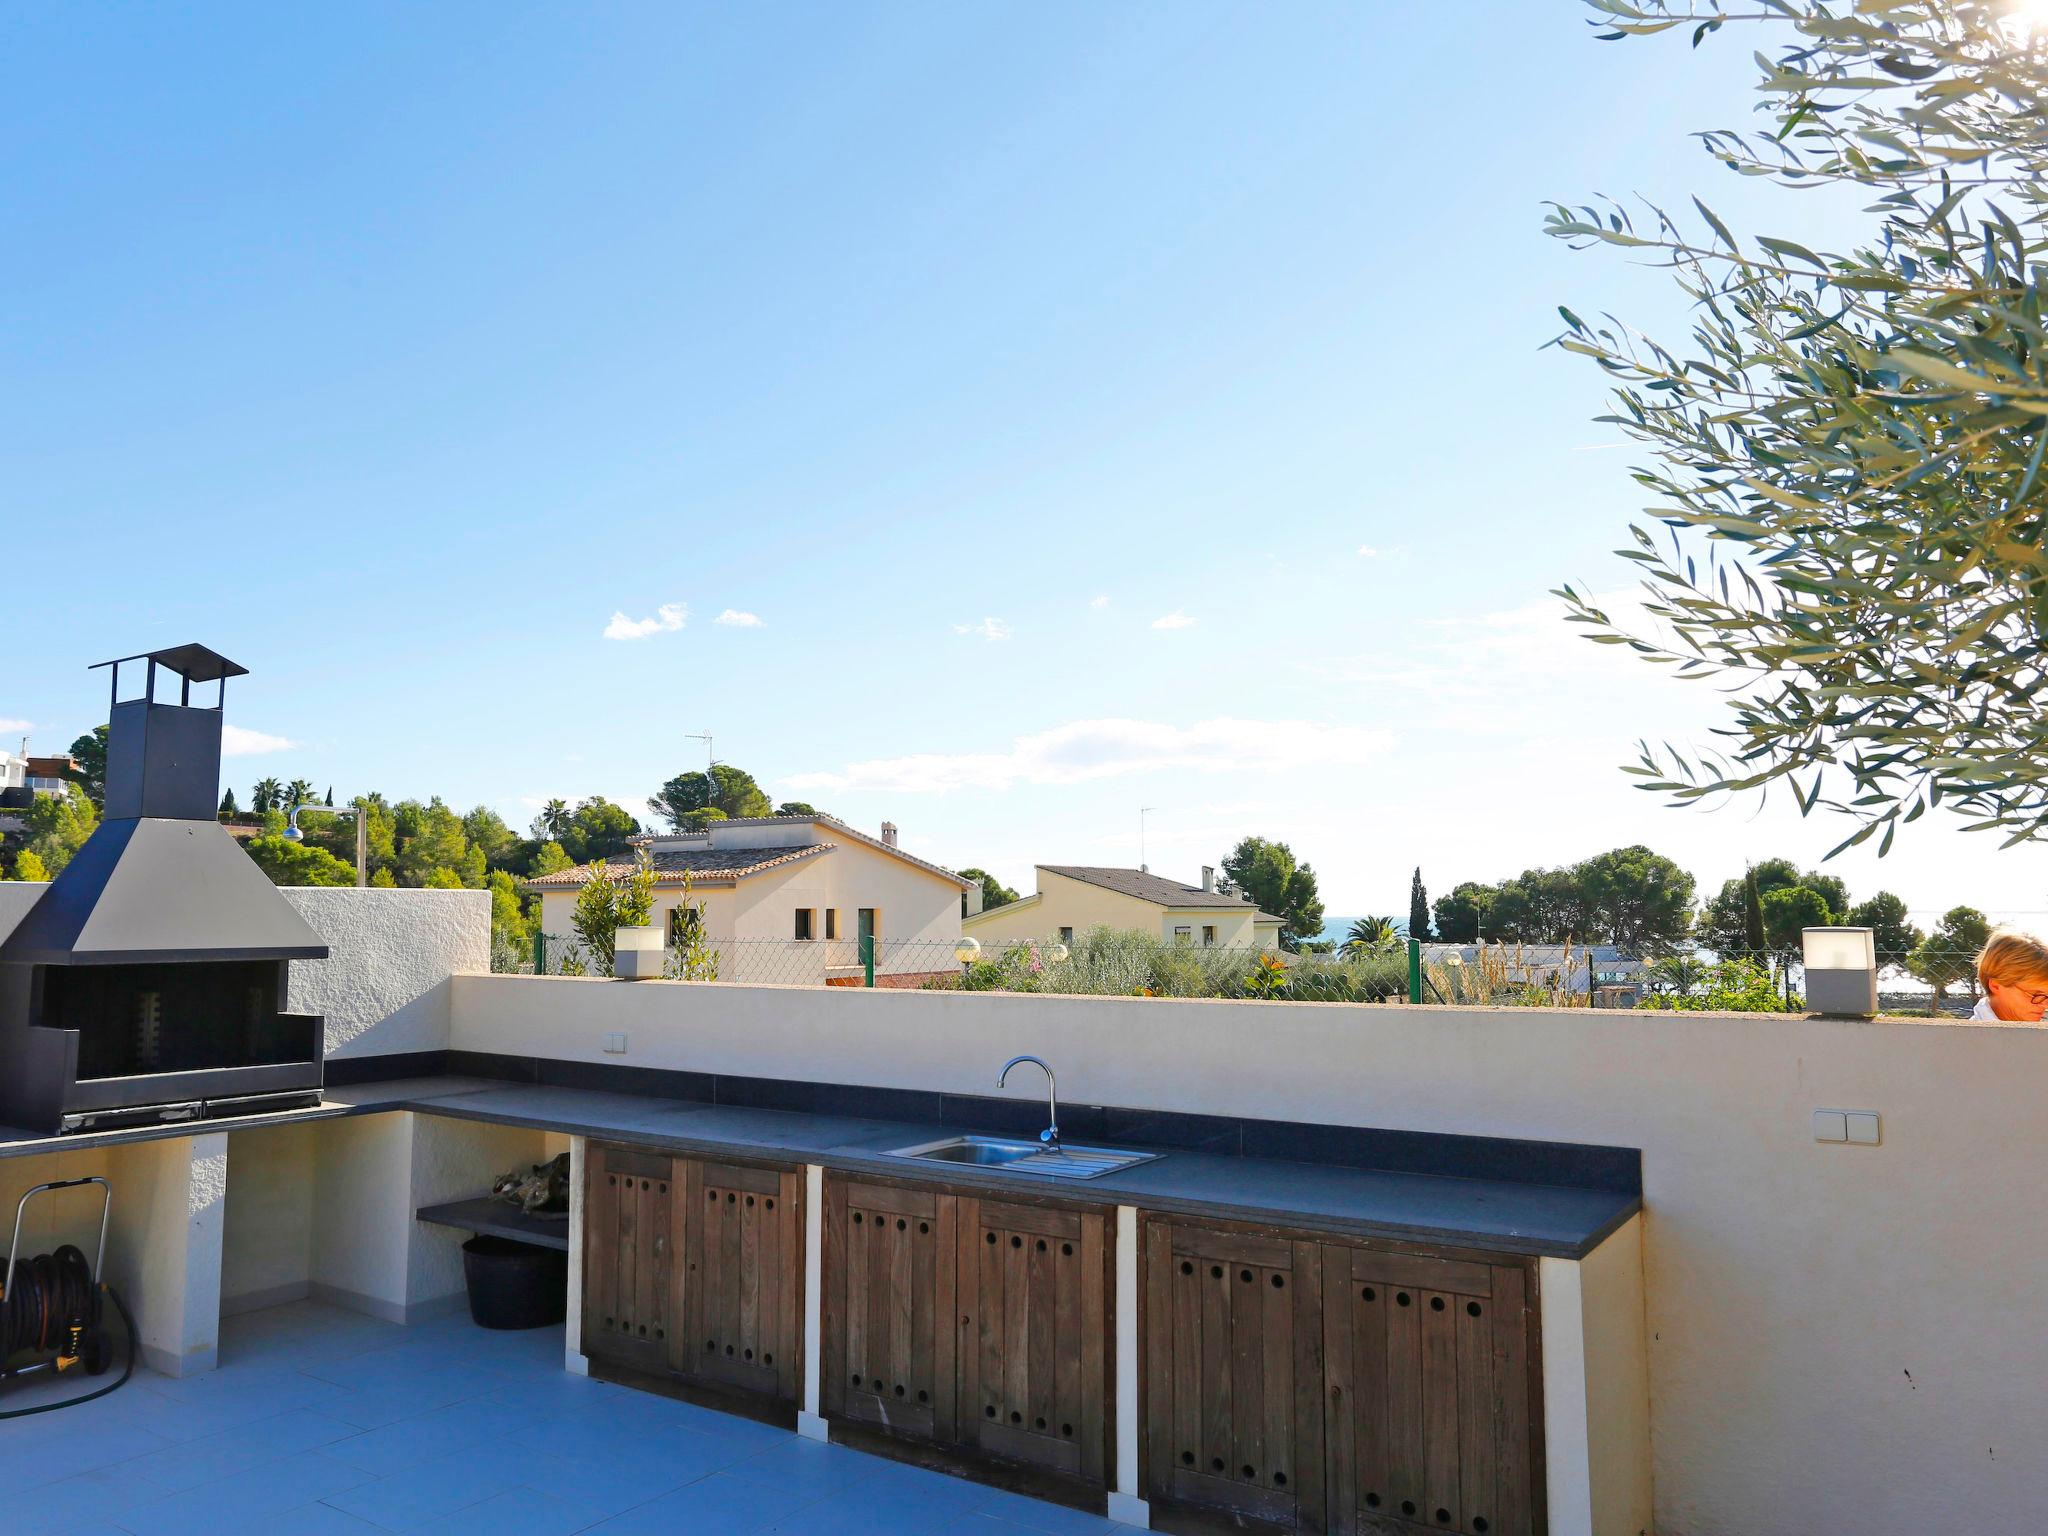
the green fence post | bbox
[533,931,545,975]
[861,934,876,988]
[1408,938,1423,1004]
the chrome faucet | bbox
[999,1055,1060,1150]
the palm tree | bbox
[284,778,316,811]
[1344,916,1399,953]
[534,798,572,841]
[251,777,283,813]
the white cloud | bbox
[953,617,1012,642]
[1356,544,1378,558]
[1089,594,1110,611]
[1151,610,1196,631]
[603,602,687,640]
[222,725,294,756]
[0,717,31,736]
[783,716,1390,795]
[713,609,765,629]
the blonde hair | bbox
[1977,930,2048,991]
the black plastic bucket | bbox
[460,1236,568,1330]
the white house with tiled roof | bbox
[525,814,968,984]
[961,864,1285,951]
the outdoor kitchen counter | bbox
[395,1080,1639,1259]
[0,1076,1639,1258]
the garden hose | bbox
[0,1248,135,1419]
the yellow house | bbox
[962,864,1286,950]
[527,814,968,984]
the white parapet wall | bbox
[450,974,2048,1536]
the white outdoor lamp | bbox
[614,923,665,981]
[955,936,981,982]
[283,801,367,887]
[1047,942,1070,964]
[1802,927,1878,1017]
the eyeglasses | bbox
[1995,983,2048,1008]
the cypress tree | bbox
[1742,867,1767,962]
[1408,867,1431,942]
[219,788,239,817]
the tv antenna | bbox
[684,732,715,774]
[1139,806,1156,873]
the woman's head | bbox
[1977,930,2048,1022]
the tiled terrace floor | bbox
[1,1301,1141,1536]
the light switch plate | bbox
[1812,1110,1848,1143]
[603,1032,627,1055]
[1845,1110,1880,1145]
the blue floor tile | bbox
[320,1446,525,1532]
[7,1304,1149,1536]
[726,1436,885,1497]
[10,1466,170,1536]
[578,1470,826,1535]
[112,1449,376,1536]
[962,1487,1117,1535]
[411,1487,609,1536]
[320,1395,535,1475]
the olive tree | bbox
[1553,1,2048,854]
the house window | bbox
[1173,926,1193,945]
[1201,925,1216,947]
[825,908,839,941]
[794,909,815,941]
[858,908,878,946]
[668,906,702,945]
[1059,927,1074,947]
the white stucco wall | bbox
[308,1111,417,1319]
[284,887,489,1058]
[221,1122,318,1314]
[450,975,2048,1535]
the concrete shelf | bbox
[414,1195,569,1251]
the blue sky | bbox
[6,2,2046,926]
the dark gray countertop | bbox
[0,1075,1639,1259]
[402,1081,1638,1259]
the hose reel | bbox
[0,1176,134,1417]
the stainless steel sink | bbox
[884,1134,1158,1180]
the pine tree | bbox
[324,786,333,806]
[219,788,239,817]
[1407,867,1431,942]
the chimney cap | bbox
[880,820,899,847]
[92,644,248,686]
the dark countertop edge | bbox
[401,1092,1641,1261]
[0,1077,501,1160]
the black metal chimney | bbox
[100,643,246,821]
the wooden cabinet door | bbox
[822,1177,959,1443]
[1142,1220,1325,1531]
[1322,1246,1538,1536]
[677,1159,803,1406]
[583,1143,676,1373]
[957,1196,1109,1485]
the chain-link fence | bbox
[499,927,1994,1015]
[511,930,1418,1001]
